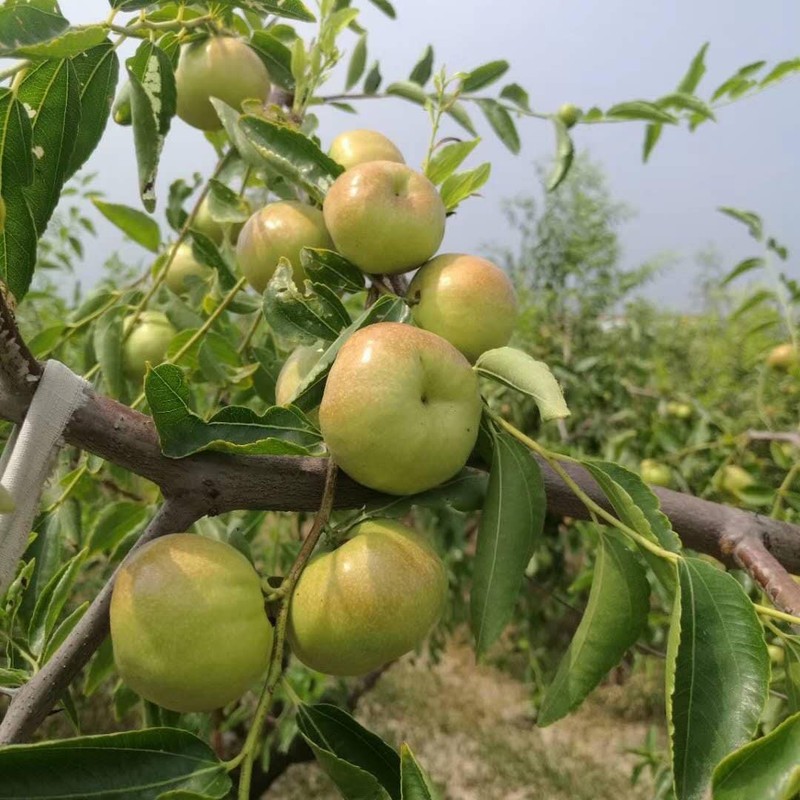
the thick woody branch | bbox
[0,500,203,745]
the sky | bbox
[56,1,800,308]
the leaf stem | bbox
[755,604,800,627]
[228,460,338,795]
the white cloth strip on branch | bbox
[0,361,89,594]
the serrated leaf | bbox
[408,45,433,86]
[546,117,574,191]
[346,34,367,90]
[476,99,519,153]
[538,533,649,725]
[425,138,480,185]
[291,294,409,411]
[606,100,678,124]
[250,29,295,90]
[718,206,763,241]
[462,60,509,93]
[721,256,764,287]
[67,41,120,179]
[386,80,428,105]
[439,162,490,211]
[236,113,342,202]
[0,728,231,799]
[400,744,440,800]
[263,263,352,343]
[475,347,569,421]
[145,364,322,458]
[582,460,680,591]
[127,41,176,212]
[15,25,107,59]
[667,558,770,800]
[471,423,545,656]
[300,247,364,294]
[713,711,800,800]
[92,199,160,252]
[297,703,400,800]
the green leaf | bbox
[263,262,352,344]
[0,728,231,799]
[475,347,570,421]
[760,58,800,88]
[444,100,477,135]
[363,61,382,94]
[346,34,367,91]
[606,100,679,124]
[462,60,509,93]
[93,307,126,400]
[721,257,764,287]
[408,45,434,86]
[668,558,770,800]
[386,81,428,105]
[538,533,650,726]
[546,117,574,191]
[713,711,800,800]
[471,423,546,657]
[145,364,322,458]
[15,24,108,59]
[126,41,176,212]
[425,138,480,185]
[657,91,715,122]
[250,30,295,90]
[676,43,709,94]
[27,548,88,657]
[476,99,520,153]
[400,744,440,800]
[366,0,396,18]
[718,206,763,241]
[297,704,400,800]
[67,41,120,179]
[221,0,315,21]
[582,460,681,591]
[86,502,149,554]
[84,638,115,697]
[300,247,365,294]
[41,601,89,664]
[188,229,238,291]
[642,123,662,162]
[439,162,491,211]
[0,1,67,58]
[236,113,343,202]
[291,294,409,411]
[785,638,800,715]
[92,199,160,252]
[499,82,530,111]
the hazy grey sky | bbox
[58,1,800,307]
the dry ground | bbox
[268,640,663,799]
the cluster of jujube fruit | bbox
[111,34,520,713]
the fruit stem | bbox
[489,411,681,565]
[229,460,338,794]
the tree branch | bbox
[0,500,203,744]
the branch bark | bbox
[0,500,203,744]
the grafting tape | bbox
[0,361,89,594]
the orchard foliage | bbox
[0,2,797,800]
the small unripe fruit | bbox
[665,401,693,419]
[175,37,271,131]
[717,465,754,495]
[767,343,799,370]
[768,644,785,666]
[112,82,132,126]
[640,459,672,488]
[276,344,325,407]
[164,242,212,295]
[111,534,273,712]
[192,196,248,246]
[329,129,405,170]
[122,311,176,379]
[288,519,447,676]
[236,201,333,293]
[556,103,582,128]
